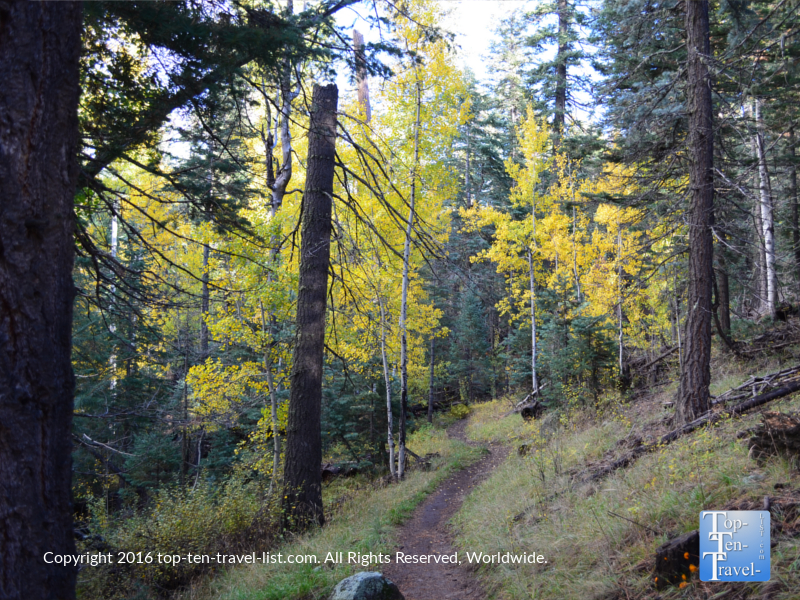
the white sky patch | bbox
[438,0,528,82]
[334,1,528,95]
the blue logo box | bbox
[700,511,770,582]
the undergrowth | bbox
[454,359,800,600]
[180,423,481,600]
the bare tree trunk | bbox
[617,229,625,379]
[428,336,435,423]
[201,240,210,357]
[398,77,422,480]
[259,53,297,495]
[753,98,777,317]
[465,127,471,206]
[271,59,298,211]
[380,298,396,479]
[353,30,371,123]
[281,83,338,530]
[678,0,714,424]
[260,301,282,494]
[0,3,82,598]
[572,206,582,302]
[716,233,732,335]
[528,249,539,394]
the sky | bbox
[336,0,529,85]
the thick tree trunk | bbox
[554,0,568,138]
[678,0,714,424]
[281,83,338,530]
[753,98,777,317]
[0,2,82,598]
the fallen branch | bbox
[581,379,800,483]
[638,346,678,372]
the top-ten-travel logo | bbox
[700,511,770,582]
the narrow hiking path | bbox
[383,418,509,600]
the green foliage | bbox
[77,474,279,598]
[449,403,472,419]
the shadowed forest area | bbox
[2,0,800,599]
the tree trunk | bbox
[0,2,82,598]
[753,98,777,317]
[201,239,210,357]
[528,249,539,394]
[398,77,422,480]
[379,297,396,479]
[260,301,281,495]
[617,228,625,379]
[281,83,338,530]
[554,0,568,138]
[789,126,800,285]
[677,0,714,424]
[428,336,435,423]
[716,239,731,336]
[353,30,371,123]
[261,53,296,495]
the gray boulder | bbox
[329,572,404,600]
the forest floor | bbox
[382,419,509,600]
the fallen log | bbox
[581,379,800,483]
[638,346,678,372]
[321,462,359,482]
[747,411,800,462]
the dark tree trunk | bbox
[677,0,714,424]
[281,83,338,530]
[0,2,82,599]
[716,230,731,336]
[554,0,568,137]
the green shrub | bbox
[449,403,471,419]
[77,474,280,599]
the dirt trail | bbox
[383,419,508,600]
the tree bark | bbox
[678,0,714,424]
[353,30,371,123]
[0,2,82,598]
[716,245,731,335]
[281,83,338,530]
[379,297,396,479]
[753,98,777,317]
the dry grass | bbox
[454,362,800,600]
